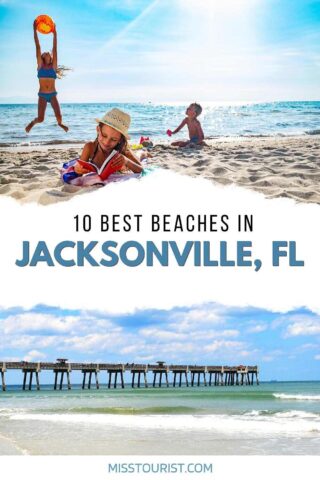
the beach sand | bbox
[0,135,319,205]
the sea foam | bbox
[274,393,320,401]
[9,411,320,437]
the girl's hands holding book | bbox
[110,152,126,170]
[74,161,92,175]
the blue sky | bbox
[0,0,319,102]
[0,303,319,383]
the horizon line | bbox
[0,99,319,106]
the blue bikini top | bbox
[37,64,57,79]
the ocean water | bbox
[0,381,319,455]
[0,101,319,147]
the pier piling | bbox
[151,361,169,387]
[1,363,6,392]
[21,363,41,391]
[130,364,149,388]
[107,364,125,389]
[171,365,189,387]
[53,359,71,390]
[207,366,224,386]
[81,365,100,389]
[247,366,259,385]
[189,366,207,387]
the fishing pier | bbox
[0,360,259,391]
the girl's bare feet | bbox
[25,120,35,133]
[59,123,69,132]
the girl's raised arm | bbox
[33,21,42,67]
[52,24,58,69]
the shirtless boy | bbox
[167,103,204,147]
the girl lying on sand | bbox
[62,108,143,185]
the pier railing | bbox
[0,361,259,391]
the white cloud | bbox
[119,344,142,355]
[153,342,195,356]
[6,335,58,349]
[139,328,185,341]
[204,340,245,353]
[285,316,320,337]
[238,349,259,358]
[121,339,197,360]
[0,302,242,363]
[6,336,36,349]
[247,324,268,333]
[24,350,47,362]
[189,329,240,340]
[134,355,155,362]
[170,307,222,324]
[168,306,227,333]
[62,330,127,353]
[1,313,80,334]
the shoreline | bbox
[0,135,319,205]
[0,133,318,150]
[1,381,319,455]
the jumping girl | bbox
[25,21,68,133]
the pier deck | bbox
[0,360,259,391]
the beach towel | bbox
[61,158,149,187]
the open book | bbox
[77,150,120,181]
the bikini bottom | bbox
[38,91,57,102]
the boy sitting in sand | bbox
[167,103,204,147]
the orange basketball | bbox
[35,15,55,34]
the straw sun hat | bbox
[95,108,131,139]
